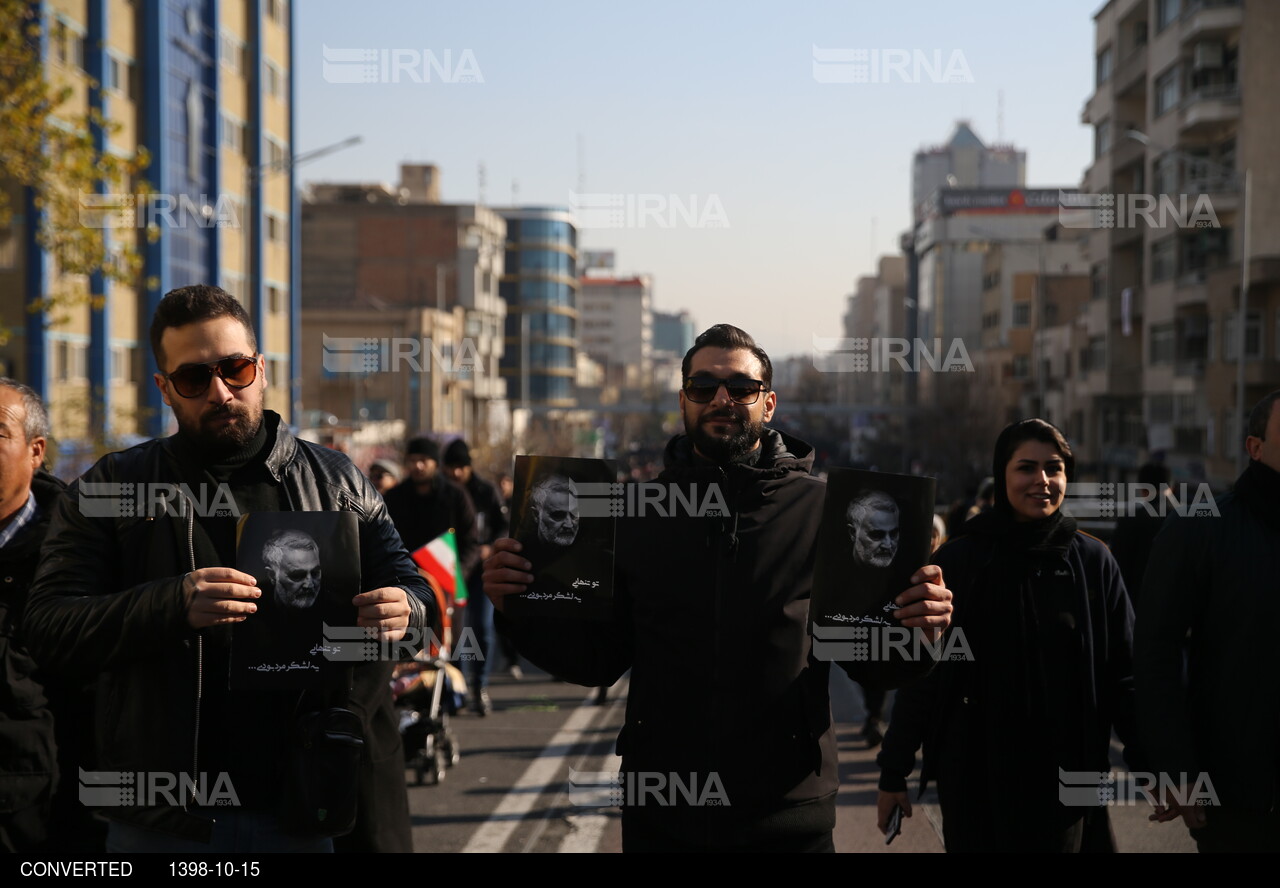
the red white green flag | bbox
[411,530,468,604]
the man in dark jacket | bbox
[1136,389,1280,852]
[24,286,435,853]
[442,438,507,715]
[0,380,62,852]
[485,324,953,852]
[384,437,479,578]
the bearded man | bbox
[484,323,954,852]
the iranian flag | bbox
[411,530,468,604]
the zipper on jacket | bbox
[184,496,201,811]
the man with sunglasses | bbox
[25,285,435,853]
[485,323,952,852]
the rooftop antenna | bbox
[478,161,487,206]
[511,179,519,205]
[577,133,586,195]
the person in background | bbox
[441,439,508,716]
[368,458,402,496]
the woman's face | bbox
[1004,439,1067,522]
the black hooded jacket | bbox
[498,429,938,847]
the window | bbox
[54,341,88,382]
[1088,336,1106,373]
[1012,303,1031,327]
[53,19,86,70]
[1091,263,1107,301]
[263,61,287,101]
[219,33,247,75]
[266,214,284,243]
[0,224,16,270]
[1149,393,1174,424]
[110,346,132,383]
[1012,355,1030,379]
[1045,303,1059,326]
[220,114,244,154]
[1152,237,1176,282]
[105,55,123,93]
[1224,311,1262,361]
[1095,118,1112,158]
[1153,154,1178,196]
[1155,66,1181,116]
[1150,323,1175,364]
[266,0,287,25]
[266,137,287,169]
[1096,47,1114,86]
[1156,0,1181,32]
[268,284,285,313]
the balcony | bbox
[1180,0,1243,43]
[1112,45,1148,97]
[1110,131,1146,171]
[1180,83,1240,134]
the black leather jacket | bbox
[24,412,434,842]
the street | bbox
[406,662,1198,853]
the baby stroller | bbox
[392,575,464,785]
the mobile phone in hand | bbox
[885,804,904,845]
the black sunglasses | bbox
[683,376,768,405]
[163,355,259,399]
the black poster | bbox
[506,455,618,621]
[810,469,937,632]
[230,511,360,689]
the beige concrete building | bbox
[299,165,507,439]
[1082,0,1280,486]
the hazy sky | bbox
[297,0,1102,357]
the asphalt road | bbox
[405,661,1197,853]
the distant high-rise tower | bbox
[911,121,1025,223]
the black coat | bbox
[1135,462,1280,814]
[384,473,480,579]
[24,413,435,848]
[498,430,938,848]
[0,470,66,849]
[876,526,1136,851]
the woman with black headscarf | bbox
[874,418,1138,852]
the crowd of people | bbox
[0,287,1276,854]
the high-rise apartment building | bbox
[0,0,297,443]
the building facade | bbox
[498,208,578,409]
[0,0,297,444]
[1082,0,1280,486]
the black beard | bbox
[178,402,263,457]
[687,410,765,464]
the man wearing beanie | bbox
[384,437,480,608]
[442,439,507,716]
[1135,389,1280,852]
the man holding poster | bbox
[485,324,952,852]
